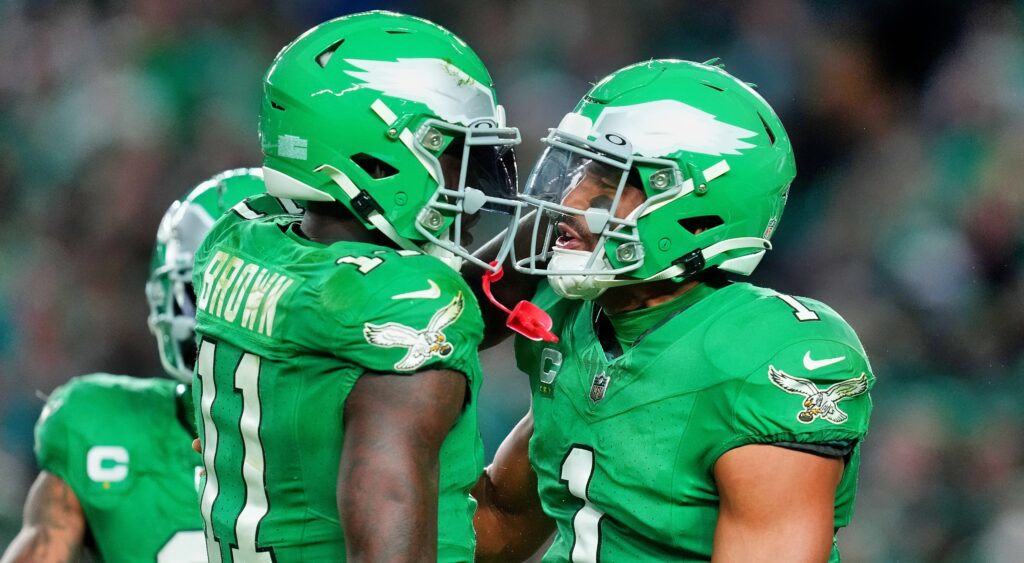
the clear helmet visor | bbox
[514,144,645,277]
[444,140,518,213]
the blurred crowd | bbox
[1,1,1022,561]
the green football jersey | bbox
[191,195,485,562]
[516,281,874,562]
[35,374,205,562]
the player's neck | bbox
[300,205,391,247]
[598,278,701,314]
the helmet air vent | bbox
[701,82,724,92]
[757,113,776,145]
[316,39,345,68]
[678,215,724,235]
[270,101,287,111]
[385,29,412,34]
[351,154,398,179]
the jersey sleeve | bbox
[714,338,874,462]
[322,253,485,378]
[34,379,79,479]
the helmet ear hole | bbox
[351,154,398,179]
[678,215,724,235]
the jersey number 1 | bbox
[777,294,820,321]
[561,446,605,563]
[197,339,273,563]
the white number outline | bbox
[560,445,605,563]
[197,339,274,563]
[197,341,222,563]
[157,530,207,562]
[336,255,384,274]
[777,294,820,322]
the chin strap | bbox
[592,236,772,289]
[316,164,421,253]
[370,99,441,182]
[482,262,558,343]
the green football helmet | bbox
[513,59,796,299]
[259,10,520,271]
[146,168,272,381]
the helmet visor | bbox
[444,141,518,213]
[416,117,523,271]
[514,145,644,275]
[523,147,630,210]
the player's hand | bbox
[192,439,207,480]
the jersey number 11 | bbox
[196,339,274,563]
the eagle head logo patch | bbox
[363,292,464,371]
[768,366,868,424]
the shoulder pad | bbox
[323,247,470,315]
[318,249,485,375]
[704,285,867,377]
[35,375,178,504]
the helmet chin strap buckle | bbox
[481,262,559,343]
[674,248,706,277]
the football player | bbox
[1,168,268,563]
[190,11,519,562]
[472,60,874,562]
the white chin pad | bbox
[423,240,465,272]
[545,248,611,301]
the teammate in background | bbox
[191,11,520,562]
[472,60,874,562]
[1,169,268,563]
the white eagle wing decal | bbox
[427,292,464,333]
[343,58,496,125]
[363,322,421,348]
[767,366,820,397]
[363,292,464,372]
[821,374,870,423]
[768,365,868,424]
[592,99,758,157]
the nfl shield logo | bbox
[589,372,611,404]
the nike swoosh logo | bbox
[392,280,441,300]
[803,351,846,371]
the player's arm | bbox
[473,409,554,562]
[711,444,844,563]
[338,368,467,562]
[1,471,86,563]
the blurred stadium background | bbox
[1,0,1023,560]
